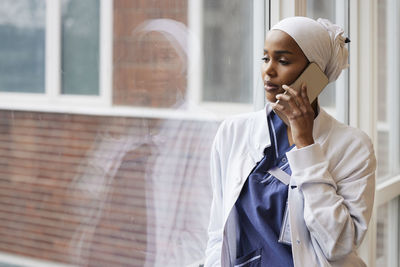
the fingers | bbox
[282,84,299,97]
[276,91,301,116]
[277,85,302,115]
[300,83,312,107]
[274,83,314,120]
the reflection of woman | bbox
[69,19,217,266]
[205,17,376,266]
[132,19,218,267]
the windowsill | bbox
[0,89,257,121]
[376,174,400,206]
[0,102,234,121]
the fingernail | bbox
[282,85,289,90]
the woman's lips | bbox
[264,81,280,91]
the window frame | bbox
[187,0,267,117]
[0,0,269,121]
[349,0,400,266]
[0,0,113,112]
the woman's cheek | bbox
[282,71,301,85]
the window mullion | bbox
[387,0,400,175]
[187,0,203,109]
[45,0,61,99]
[334,0,349,124]
[99,0,113,107]
[253,0,266,111]
[350,0,378,265]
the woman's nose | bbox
[262,61,276,78]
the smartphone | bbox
[274,62,328,123]
[289,62,329,103]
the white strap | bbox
[267,166,291,185]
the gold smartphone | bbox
[274,62,329,124]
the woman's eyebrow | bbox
[263,49,293,55]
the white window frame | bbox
[0,0,269,122]
[348,0,400,266]
[0,0,113,111]
[372,0,400,266]
[187,0,267,118]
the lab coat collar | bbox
[248,102,331,163]
[247,103,272,163]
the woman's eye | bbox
[261,57,269,62]
[279,60,289,65]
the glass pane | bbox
[202,0,253,103]
[0,0,45,93]
[61,0,100,95]
[0,0,262,266]
[377,0,387,123]
[111,2,222,263]
[377,131,389,178]
[376,0,400,181]
[376,202,389,266]
[307,0,349,122]
[376,197,400,267]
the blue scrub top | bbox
[234,111,294,267]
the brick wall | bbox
[0,110,217,266]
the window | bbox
[375,0,400,266]
[0,0,109,114]
[61,0,100,95]
[0,0,45,93]
[376,197,400,267]
[186,0,266,116]
[202,0,254,104]
[376,0,400,181]
[0,0,101,97]
[0,1,268,266]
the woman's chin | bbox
[265,96,278,104]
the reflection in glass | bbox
[0,0,45,93]
[68,17,219,266]
[61,0,100,95]
[0,1,234,266]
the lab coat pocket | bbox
[233,248,262,267]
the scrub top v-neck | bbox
[234,110,295,267]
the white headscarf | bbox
[271,16,349,83]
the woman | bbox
[204,17,376,267]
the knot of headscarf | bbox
[271,16,349,83]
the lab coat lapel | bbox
[248,104,272,163]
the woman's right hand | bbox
[272,84,315,148]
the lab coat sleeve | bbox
[286,133,376,261]
[204,127,224,267]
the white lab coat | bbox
[204,104,376,267]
